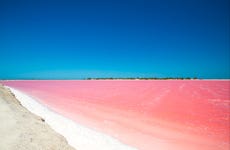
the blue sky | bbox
[0,0,229,79]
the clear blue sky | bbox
[0,0,229,79]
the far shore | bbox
[1,78,230,81]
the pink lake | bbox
[1,80,230,150]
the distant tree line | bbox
[86,77,198,80]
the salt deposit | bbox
[6,86,137,150]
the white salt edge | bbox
[6,86,137,150]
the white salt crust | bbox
[6,86,137,150]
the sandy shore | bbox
[0,85,75,150]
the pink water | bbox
[1,80,230,150]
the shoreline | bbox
[0,84,75,150]
[4,85,136,150]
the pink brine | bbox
[1,80,230,150]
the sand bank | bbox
[0,85,75,150]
